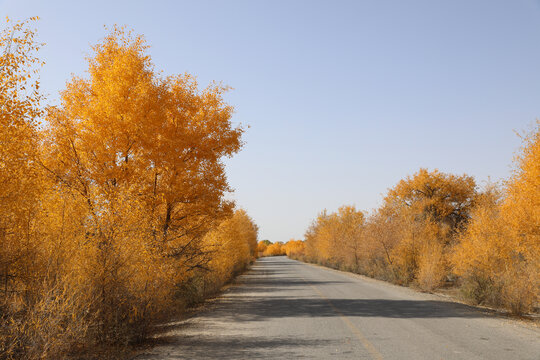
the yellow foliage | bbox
[385,168,476,233]
[303,170,476,286]
[303,206,365,270]
[452,186,506,280]
[283,239,305,259]
[263,242,286,256]
[452,123,540,313]
[0,16,44,301]
[0,23,258,358]
[203,210,259,287]
[502,121,540,264]
[301,139,538,313]
[416,239,447,291]
[257,240,268,256]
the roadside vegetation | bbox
[257,239,305,258]
[292,123,539,316]
[0,19,258,359]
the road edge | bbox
[287,257,539,329]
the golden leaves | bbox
[1,23,257,357]
[202,210,259,284]
[301,131,539,312]
[385,168,476,232]
[452,123,539,312]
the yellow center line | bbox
[302,277,384,360]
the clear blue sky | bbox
[2,0,539,242]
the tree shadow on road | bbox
[134,335,336,359]
[135,257,494,359]
[207,296,487,322]
[213,259,490,322]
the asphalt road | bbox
[137,256,540,360]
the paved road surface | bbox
[137,256,540,359]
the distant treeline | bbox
[1,19,258,359]
[289,123,539,316]
[257,239,305,258]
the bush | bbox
[417,242,447,291]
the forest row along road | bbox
[136,256,540,360]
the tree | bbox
[40,26,245,342]
[335,206,364,268]
[202,210,259,287]
[43,25,244,266]
[283,239,305,259]
[257,241,268,256]
[502,121,540,265]
[385,168,476,234]
[0,22,258,358]
[0,16,43,301]
[382,169,477,288]
[302,206,364,269]
[264,242,285,256]
[453,122,539,313]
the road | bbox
[136,256,540,360]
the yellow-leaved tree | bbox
[0,17,43,303]
[0,21,258,359]
[453,122,539,313]
[199,210,258,296]
[257,240,268,257]
[302,170,477,289]
[264,242,286,256]
[283,239,305,259]
[383,169,476,288]
[40,26,244,343]
[303,206,364,270]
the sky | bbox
[1,0,539,242]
